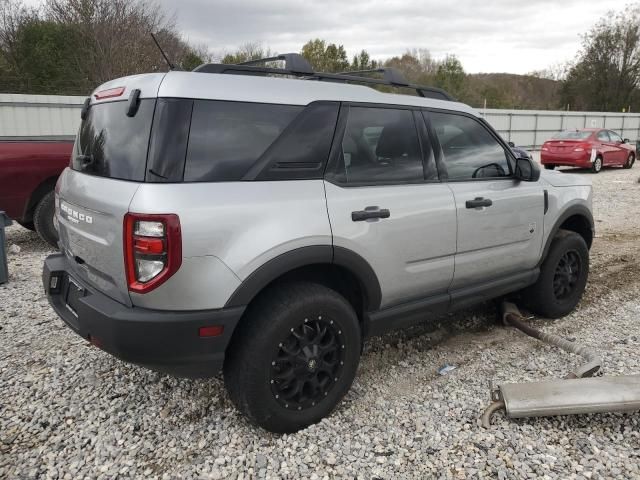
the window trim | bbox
[324,102,438,188]
[422,107,517,183]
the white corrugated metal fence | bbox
[2,94,639,149]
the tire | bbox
[17,221,35,231]
[544,164,555,170]
[624,152,635,169]
[522,230,589,319]
[224,282,361,433]
[33,191,58,248]
[591,155,603,173]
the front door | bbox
[426,110,545,291]
[324,105,457,309]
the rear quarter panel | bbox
[0,141,72,220]
[128,180,332,310]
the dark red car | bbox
[0,140,73,246]
[541,128,636,173]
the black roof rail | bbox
[237,53,314,75]
[335,67,409,86]
[192,55,455,101]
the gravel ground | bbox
[1,165,640,479]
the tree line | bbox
[1,0,639,112]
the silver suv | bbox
[43,54,593,433]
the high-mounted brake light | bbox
[94,86,125,100]
[124,213,181,293]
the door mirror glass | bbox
[515,158,540,182]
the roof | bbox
[91,71,478,117]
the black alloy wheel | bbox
[552,250,581,300]
[270,316,345,411]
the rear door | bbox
[324,105,457,309]
[595,130,614,165]
[607,130,627,164]
[426,110,544,291]
[57,93,157,306]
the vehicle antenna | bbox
[150,32,177,70]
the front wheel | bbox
[224,282,361,433]
[521,230,589,318]
[624,153,635,169]
[591,156,603,173]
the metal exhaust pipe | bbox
[482,302,640,427]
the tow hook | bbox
[481,301,640,428]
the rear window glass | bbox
[184,100,303,182]
[552,130,592,140]
[73,99,155,181]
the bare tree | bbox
[45,0,199,85]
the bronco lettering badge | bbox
[60,202,93,224]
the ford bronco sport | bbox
[43,54,593,433]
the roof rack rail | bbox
[335,68,410,86]
[237,53,314,75]
[192,53,455,101]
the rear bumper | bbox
[541,151,592,168]
[43,253,245,378]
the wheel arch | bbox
[224,245,382,323]
[540,205,594,265]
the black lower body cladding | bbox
[42,253,244,378]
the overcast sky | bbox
[26,0,629,74]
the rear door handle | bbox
[351,207,391,222]
[465,197,493,209]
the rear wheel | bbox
[224,282,361,433]
[522,230,589,318]
[591,155,603,173]
[624,152,635,169]
[33,191,58,248]
[544,164,555,170]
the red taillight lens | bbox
[124,213,181,293]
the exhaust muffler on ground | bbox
[481,302,640,428]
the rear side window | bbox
[74,99,155,181]
[335,106,424,184]
[184,101,303,182]
[429,111,511,180]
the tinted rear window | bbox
[73,99,155,181]
[184,100,303,182]
[552,130,592,140]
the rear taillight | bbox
[573,143,590,152]
[124,213,181,293]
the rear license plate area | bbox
[65,276,85,318]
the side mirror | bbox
[515,157,540,182]
[507,141,515,148]
[623,138,629,144]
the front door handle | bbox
[351,207,391,222]
[465,197,493,209]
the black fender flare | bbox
[224,245,382,310]
[539,204,594,266]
